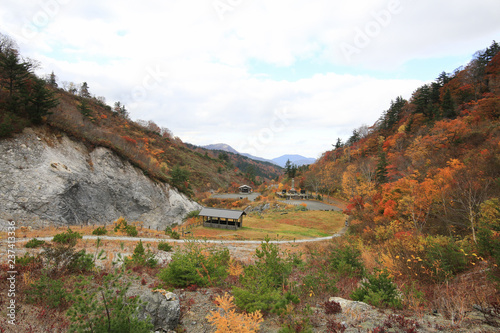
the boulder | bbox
[128,286,180,331]
[329,296,373,312]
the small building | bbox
[199,207,246,230]
[238,184,253,194]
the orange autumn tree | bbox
[389,174,438,233]
[207,293,263,333]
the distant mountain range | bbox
[202,143,316,167]
[271,154,317,168]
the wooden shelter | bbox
[199,207,246,230]
[238,184,253,193]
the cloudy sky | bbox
[1,0,499,159]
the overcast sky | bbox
[1,0,499,159]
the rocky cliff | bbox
[0,127,201,231]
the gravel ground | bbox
[284,199,343,211]
[211,192,262,201]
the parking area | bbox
[284,199,342,211]
[210,192,262,202]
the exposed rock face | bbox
[0,127,201,230]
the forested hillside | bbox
[304,41,500,272]
[0,33,281,196]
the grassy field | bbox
[186,210,346,241]
[2,209,346,243]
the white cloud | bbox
[1,0,499,159]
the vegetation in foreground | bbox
[3,223,500,332]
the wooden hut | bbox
[199,207,246,230]
[238,184,253,194]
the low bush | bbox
[184,209,200,221]
[294,204,308,212]
[16,252,42,268]
[158,241,173,252]
[350,270,402,309]
[165,226,180,239]
[423,236,469,281]
[25,238,46,248]
[52,228,82,245]
[328,242,365,277]
[67,271,153,332]
[158,240,230,287]
[233,238,301,314]
[26,275,69,309]
[42,244,94,276]
[125,240,157,268]
[68,250,95,273]
[113,217,139,237]
[92,226,108,235]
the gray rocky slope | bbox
[0,127,201,231]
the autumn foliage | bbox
[305,41,500,282]
[206,293,263,333]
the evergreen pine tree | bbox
[376,148,388,184]
[48,71,58,88]
[441,89,456,119]
[23,77,59,124]
[79,81,90,98]
[78,99,91,118]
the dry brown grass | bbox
[183,210,345,241]
[1,223,168,242]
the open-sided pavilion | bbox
[199,207,246,230]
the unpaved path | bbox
[10,227,347,244]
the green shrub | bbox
[158,240,230,287]
[165,226,180,239]
[68,250,95,273]
[25,238,46,248]
[26,275,69,309]
[233,268,299,314]
[158,241,173,252]
[16,252,41,267]
[233,237,301,314]
[42,244,93,276]
[127,225,138,236]
[184,209,200,221]
[52,228,82,245]
[113,218,138,237]
[294,204,308,211]
[125,240,157,268]
[67,271,153,333]
[423,236,469,281]
[92,226,108,235]
[329,242,365,277]
[350,270,401,309]
[301,269,338,297]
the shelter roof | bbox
[199,207,246,220]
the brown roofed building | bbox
[199,207,246,230]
